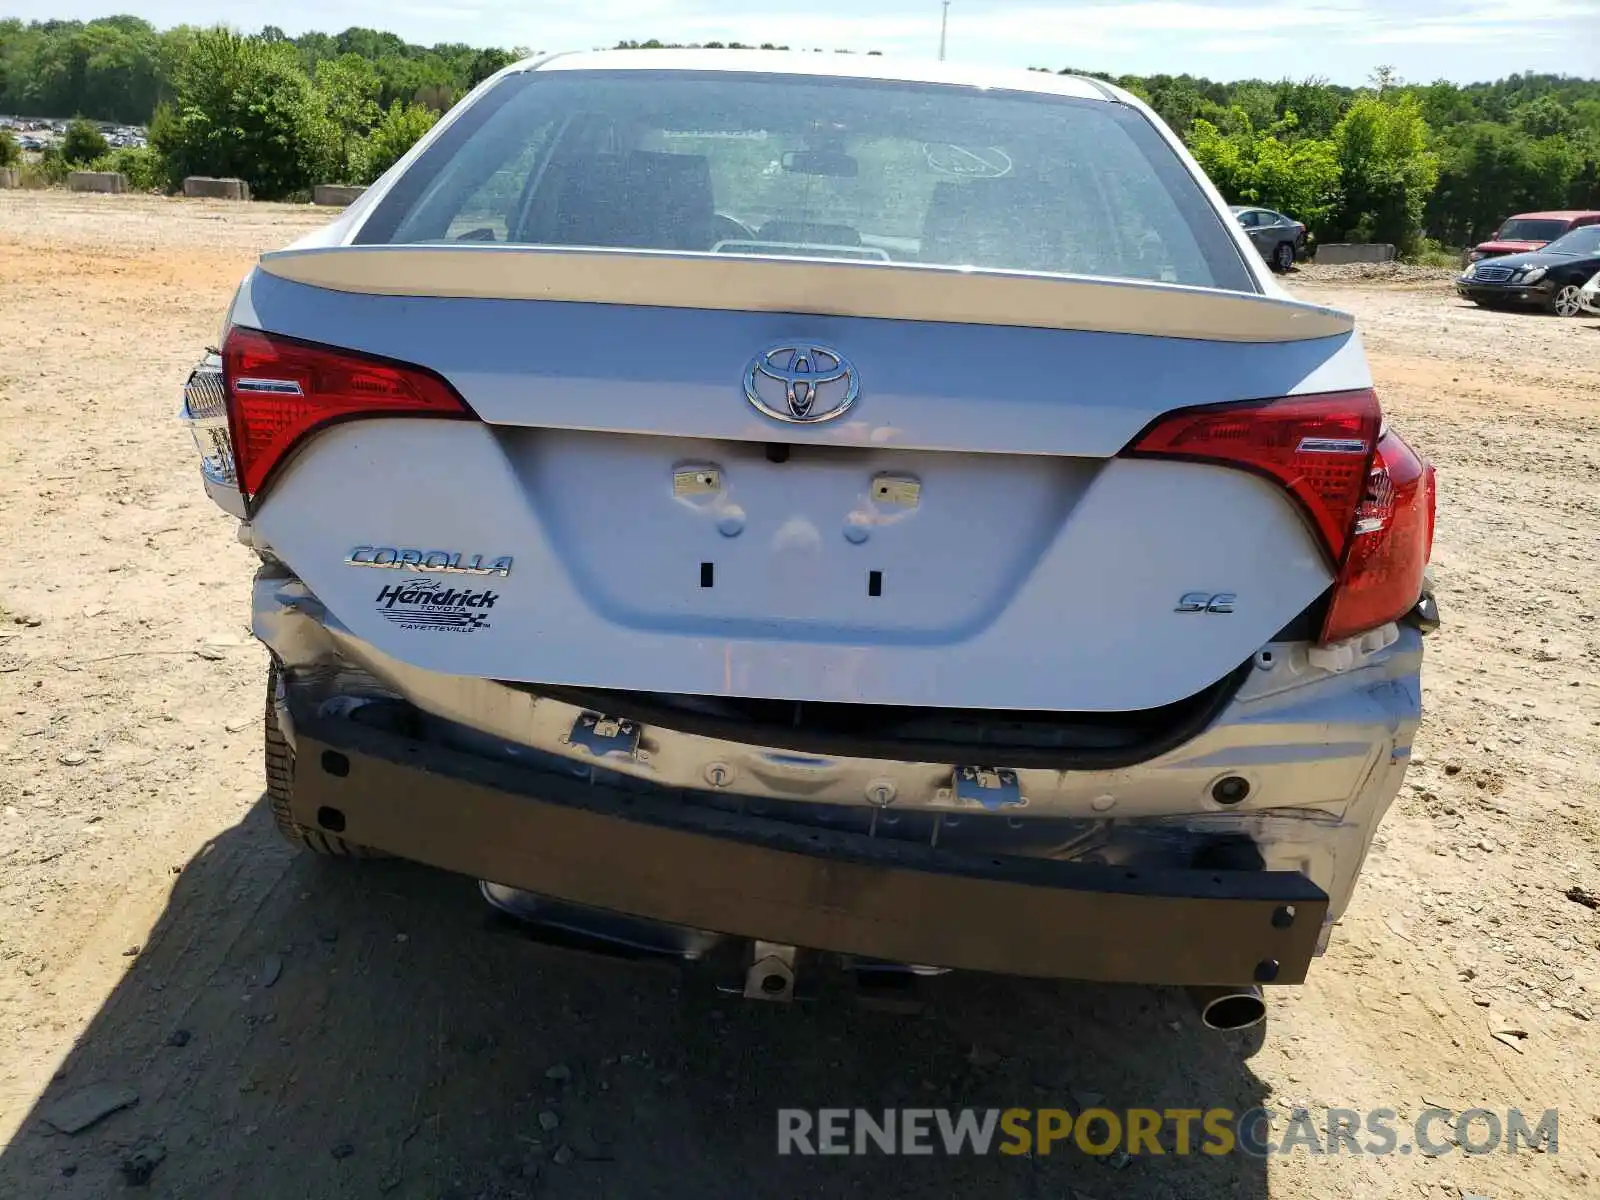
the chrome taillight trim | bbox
[179,353,245,518]
[233,377,305,396]
[179,356,237,488]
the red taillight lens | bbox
[222,327,472,503]
[1123,390,1382,561]
[1124,390,1435,645]
[1320,429,1434,643]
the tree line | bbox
[1086,66,1600,252]
[2,16,1597,253]
[0,18,518,194]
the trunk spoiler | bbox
[257,245,1353,344]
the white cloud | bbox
[1191,36,1291,53]
[1356,0,1599,44]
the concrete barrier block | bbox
[1315,243,1396,265]
[183,176,251,200]
[313,184,366,207]
[67,171,128,194]
[0,167,19,189]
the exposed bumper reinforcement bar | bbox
[291,715,1329,986]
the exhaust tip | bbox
[1189,985,1267,1031]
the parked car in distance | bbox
[1464,210,1600,265]
[181,51,1438,1029]
[1580,270,1600,315]
[1229,205,1306,272]
[1457,224,1600,316]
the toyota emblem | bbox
[742,344,859,424]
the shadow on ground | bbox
[1,801,1271,1199]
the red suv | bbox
[1465,210,1600,264]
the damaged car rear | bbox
[180,51,1437,1029]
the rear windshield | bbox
[1495,218,1569,242]
[357,70,1255,292]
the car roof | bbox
[1506,211,1600,221]
[525,49,1116,102]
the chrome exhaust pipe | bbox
[1188,985,1267,1031]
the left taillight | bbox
[220,326,474,506]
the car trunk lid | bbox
[235,251,1367,712]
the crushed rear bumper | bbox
[291,713,1329,987]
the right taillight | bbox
[1122,390,1382,562]
[1320,428,1434,644]
[1123,389,1435,646]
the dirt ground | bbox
[1,190,1597,1200]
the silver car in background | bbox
[1231,205,1307,272]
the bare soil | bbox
[1,192,1597,1200]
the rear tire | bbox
[1271,242,1295,272]
[266,665,371,857]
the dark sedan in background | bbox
[1230,206,1306,272]
[1456,225,1600,316]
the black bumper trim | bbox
[290,714,1329,986]
[1455,283,1548,304]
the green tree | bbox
[1331,94,1438,251]
[36,142,72,184]
[1141,75,1223,139]
[61,116,108,163]
[353,99,437,184]
[79,18,162,122]
[1226,82,1279,133]
[1272,77,1348,140]
[315,53,381,181]
[1514,95,1577,138]
[90,144,166,190]
[1424,120,1586,244]
[467,47,515,88]
[1413,79,1479,131]
[156,27,337,199]
[0,128,19,167]
[1188,112,1342,232]
[0,18,162,124]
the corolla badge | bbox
[743,344,859,424]
[346,547,512,577]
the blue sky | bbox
[12,0,1600,85]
